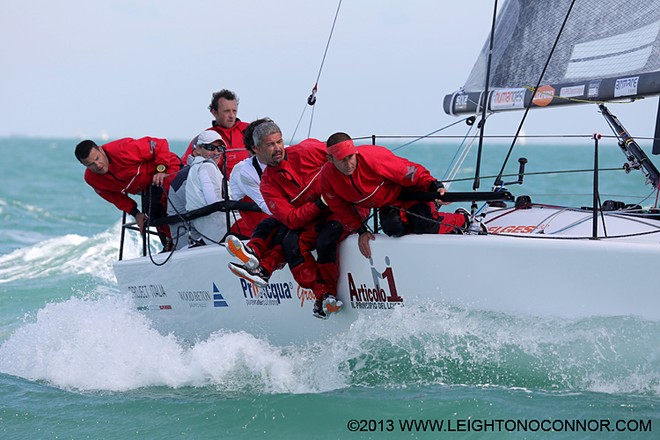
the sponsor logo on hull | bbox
[137,304,172,311]
[240,279,294,306]
[487,224,549,234]
[129,283,172,311]
[297,286,316,308]
[128,284,168,299]
[176,282,228,308]
[348,256,404,310]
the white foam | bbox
[0,293,341,393]
[0,294,657,396]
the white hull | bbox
[113,206,660,346]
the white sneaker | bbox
[228,262,269,288]
[322,294,343,315]
[226,235,259,270]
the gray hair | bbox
[252,121,281,148]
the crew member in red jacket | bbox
[75,137,182,249]
[225,121,347,319]
[181,89,249,177]
[320,132,467,259]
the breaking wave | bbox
[0,222,149,284]
[0,292,657,396]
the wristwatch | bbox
[156,164,167,173]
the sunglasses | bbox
[200,143,225,152]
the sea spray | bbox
[1,293,658,396]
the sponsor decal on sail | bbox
[559,85,585,98]
[455,93,469,111]
[614,76,639,97]
[490,88,526,110]
[532,85,555,107]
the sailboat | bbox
[113,0,660,345]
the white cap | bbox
[195,130,225,147]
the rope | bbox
[388,205,469,234]
[290,0,343,143]
[145,186,177,267]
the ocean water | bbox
[1,136,659,439]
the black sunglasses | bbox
[200,143,225,152]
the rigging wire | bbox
[441,119,480,190]
[289,0,343,143]
[473,0,499,192]
[391,117,471,151]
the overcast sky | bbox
[2,0,658,144]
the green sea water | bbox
[0,136,658,439]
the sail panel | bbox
[565,48,654,80]
[444,0,660,115]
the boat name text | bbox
[128,284,167,299]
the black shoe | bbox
[228,262,270,287]
[312,299,328,320]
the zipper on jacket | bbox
[349,175,363,195]
[279,169,301,188]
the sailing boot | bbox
[228,262,270,288]
[226,235,259,269]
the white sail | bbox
[445,0,660,114]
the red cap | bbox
[327,139,357,160]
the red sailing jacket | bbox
[181,120,249,176]
[84,137,181,214]
[320,145,437,232]
[260,139,328,230]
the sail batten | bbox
[444,0,660,115]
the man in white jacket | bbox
[185,130,229,245]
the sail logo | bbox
[347,256,404,310]
[240,279,293,306]
[532,85,555,107]
[559,85,585,98]
[455,94,469,111]
[491,88,525,110]
[614,76,639,97]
